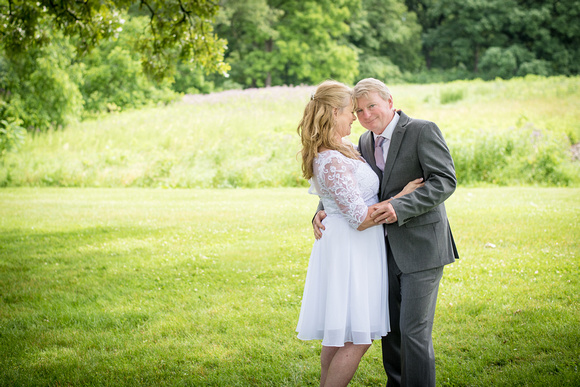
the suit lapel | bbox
[381,111,408,194]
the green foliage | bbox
[358,55,404,83]
[0,34,84,131]
[0,187,578,385]
[79,16,178,116]
[419,0,580,77]
[479,47,518,80]
[0,117,26,157]
[439,86,465,104]
[0,14,180,132]
[349,0,423,75]
[0,0,229,80]
[449,127,575,186]
[213,0,359,88]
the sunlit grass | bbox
[1,187,578,385]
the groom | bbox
[313,78,458,386]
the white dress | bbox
[296,150,389,347]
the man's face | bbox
[355,92,394,135]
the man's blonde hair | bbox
[353,78,393,106]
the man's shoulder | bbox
[399,111,435,128]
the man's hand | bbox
[313,210,327,240]
[371,201,397,224]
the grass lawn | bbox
[0,187,578,386]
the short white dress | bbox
[296,150,389,347]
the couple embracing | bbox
[296,78,459,386]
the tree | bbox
[213,0,359,88]
[214,0,282,87]
[412,0,580,77]
[0,0,229,80]
[349,0,423,80]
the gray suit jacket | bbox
[358,110,458,273]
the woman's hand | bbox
[398,177,424,197]
[358,205,382,230]
[370,178,425,225]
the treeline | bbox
[211,0,580,88]
[1,0,578,149]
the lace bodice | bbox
[309,150,380,229]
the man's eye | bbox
[369,104,376,109]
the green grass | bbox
[1,76,579,187]
[1,187,578,386]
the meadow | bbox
[0,187,578,386]
[0,76,579,188]
[1,76,579,385]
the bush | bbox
[440,88,465,104]
[450,125,579,186]
[79,16,178,116]
[480,47,518,80]
[0,35,84,131]
[358,55,404,84]
[0,117,26,158]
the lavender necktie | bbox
[374,136,386,171]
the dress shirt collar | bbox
[374,110,399,142]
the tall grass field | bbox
[0,76,579,188]
[0,187,578,385]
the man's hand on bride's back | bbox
[313,210,327,240]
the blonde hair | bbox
[353,78,393,108]
[298,80,360,180]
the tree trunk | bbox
[265,38,273,87]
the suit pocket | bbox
[404,209,441,228]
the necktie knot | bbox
[375,136,386,148]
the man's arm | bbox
[391,121,456,225]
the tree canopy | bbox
[0,0,229,79]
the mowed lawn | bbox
[0,187,578,386]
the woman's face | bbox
[335,100,356,139]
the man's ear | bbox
[333,107,338,117]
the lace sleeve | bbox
[316,153,367,229]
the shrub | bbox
[440,88,465,104]
[0,35,84,131]
[79,16,178,116]
[450,125,579,186]
[0,117,26,158]
[480,47,517,80]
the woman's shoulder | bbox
[316,149,347,162]
[315,149,360,171]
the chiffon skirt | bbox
[296,214,389,347]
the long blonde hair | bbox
[298,80,360,180]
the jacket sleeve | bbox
[392,121,456,225]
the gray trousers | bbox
[382,240,444,387]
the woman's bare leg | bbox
[320,346,340,387]
[323,343,371,387]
